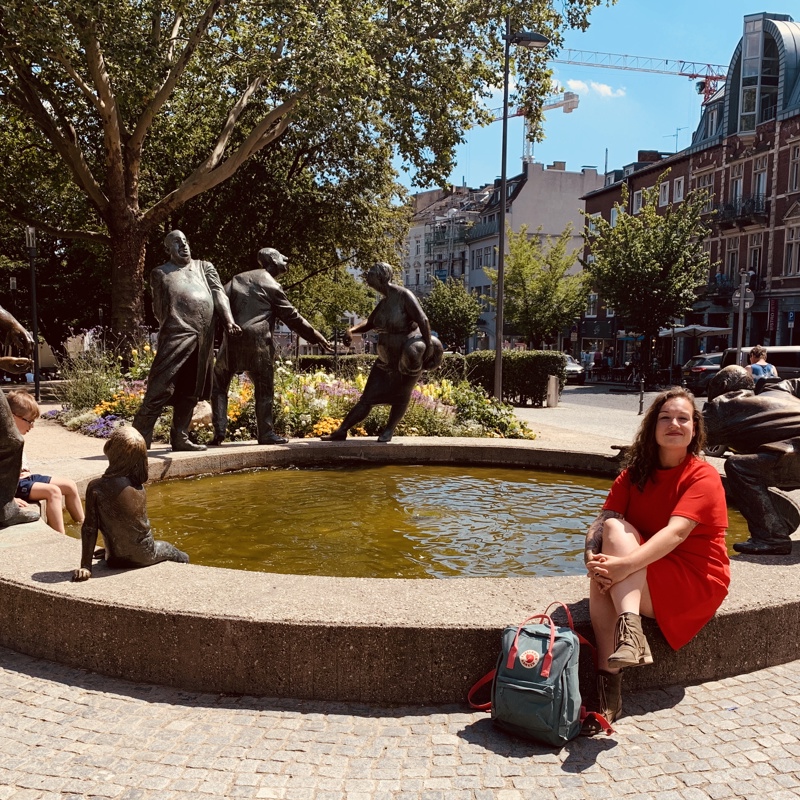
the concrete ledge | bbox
[1,438,799,704]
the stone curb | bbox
[1,438,799,705]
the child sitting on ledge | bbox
[8,390,84,534]
[73,426,189,581]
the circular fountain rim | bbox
[2,436,799,705]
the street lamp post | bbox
[24,226,40,402]
[493,19,549,400]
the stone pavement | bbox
[2,390,800,798]
[2,644,799,800]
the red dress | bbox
[603,456,730,650]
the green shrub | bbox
[464,349,566,406]
[57,349,123,411]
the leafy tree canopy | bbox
[488,223,590,349]
[584,174,714,379]
[422,278,482,350]
[0,0,610,337]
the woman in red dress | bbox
[583,387,729,732]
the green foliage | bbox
[0,0,610,337]
[56,349,122,412]
[296,354,377,379]
[421,278,482,351]
[465,349,566,406]
[54,355,535,440]
[584,173,714,377]
[487,224,590,349]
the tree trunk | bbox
[109,223,149,343]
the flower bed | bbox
[50,347,535,442]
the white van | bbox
[721,346,800,380]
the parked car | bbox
[564,355,586,385]
[721,345,800,380]
[681,352,723,396]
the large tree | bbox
[584,175,714,380]
[422,277,482,351]
[0,0,607,337]
[490,223,590,349]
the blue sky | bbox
[397,1,774,191]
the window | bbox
[476,250,483,269]
[786,226,800,276]
[586,293,598,317]
[587,212,600,233]
[749,232,762,278]
[673,177,684,202]
[632,190,643,214]
[726,237,740,278]
[484,246,493,268]
[659,182,669,206]
[730,164,744,205]
[789,145,800,193]
[696,172,714,212]
[610,207,619,227]
[753,156,767,198]
[415,240,421,256]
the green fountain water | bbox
[68,464,750,579]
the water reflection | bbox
[65,464,750,579]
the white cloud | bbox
[563,78,626,98]
[590,81,626,98]
[566,79,589,93]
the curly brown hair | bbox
[625,387,706,491]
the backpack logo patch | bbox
[519,650,540,669]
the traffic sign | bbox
[731,288,755,310]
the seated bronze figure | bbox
[72,427,189,580]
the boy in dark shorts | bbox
[8,391,84,534]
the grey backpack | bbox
[468,603,613,747]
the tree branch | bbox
[129,0,224,157]
[142,94,302,226]
[0,49,110,217]
[0,204,109,244]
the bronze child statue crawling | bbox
[72,426,189,581]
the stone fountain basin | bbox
[0,437,798,705]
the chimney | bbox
[547,161,566,171]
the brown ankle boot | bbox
[608,612,653,669]
[581,670,623,736]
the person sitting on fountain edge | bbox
[581,387,729,735]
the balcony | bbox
[714,195,769,229]
[704,278,735,302]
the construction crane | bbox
[552,49,728,104]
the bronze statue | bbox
[0,304,39,527]
[705,365,800,555]
[133,230,241,451]
[210,248,331,445]
[72,427,188,581]
[321,262,443,443]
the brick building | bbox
[582,11,800,368]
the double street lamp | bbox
[493,19,549,400]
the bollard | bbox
[546,374,560,408]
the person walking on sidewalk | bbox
[581,387,730,733]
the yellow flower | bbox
[143,345,151,352]
[131,349,138,357]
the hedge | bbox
[465,349,567,406]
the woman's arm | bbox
[587,515,698,584]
